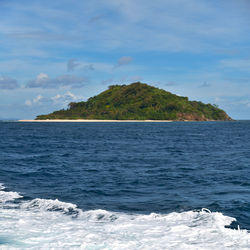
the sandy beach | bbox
[19,119,173,122]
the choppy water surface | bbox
[0,121,250,249]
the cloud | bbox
[200,81,210,87]
[67,59,80,72]
[164,81,177,86]
[102,78,114,85]
[33,95,43,103]
[220,59,250,72]
[130,75,143,82]
[9,32,77,42]
[223,77,250,84]
[25,95,44,106]
[0,76,19,89]
[102,75,143,85]
[37,73,48,81]
[114,56,133,68]
[82,64,95,71]
[88,14,104,24]
[26,73,89,88]
[51,91,83,107]
[25,92,83,108]
[25,100,32,106]
[1,0,249,57]
[68,59,95,72]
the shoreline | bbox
[19,119,174,122]
[17,119,232,122]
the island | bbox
[35,82,232,121]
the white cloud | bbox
[81,0,249,52]
[25,95,44,106]
[25,92,83,108]
[26,73,89,89]
[51,91,84,107]
[1,0,249,55]
[25,100,32,106]
[37,73,49,81]
[33,95,43,103]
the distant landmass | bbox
[36,82,232,121]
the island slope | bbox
[36,82,232,121]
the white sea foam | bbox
[21,198,80,215]
[0,188,249,249]
[0,184,22,204]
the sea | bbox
[0,121,250,249]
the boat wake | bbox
[0,184,249,249]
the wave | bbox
[0,184,22,204]
[20,198,80,216]
[0,184,249,249]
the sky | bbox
[0,0,250,119]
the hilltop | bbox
[36,82,232,121]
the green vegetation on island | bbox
[36,82,232,121]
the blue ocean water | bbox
[0,121,250,249]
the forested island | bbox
[36,82,232,121]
